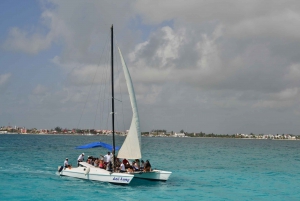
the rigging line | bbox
[115,45,125,130]
[77,33,110,129]
[106,28,112,130]
[105,27,113,131]
[99,46,110,130]
[105,81,112,131]
[115,110,120,136]
[94,80,106,130]
[93,82,102,129]
[108,29,123,133]
[113,37,120,133]
[101,79,108,130]
[112,29,119,134]
[115,38,127,132]
[97,40,111,131]
[93,77,107,129]
[100,58,111,130]
[113,97,122,102]
[93,37,110,129]
[102,28,113,131]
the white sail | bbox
[117,47,142,159]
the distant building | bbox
[174,132,185,137]
[40,129,48,134]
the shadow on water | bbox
[57,174,166,188]
[129,178,166,187]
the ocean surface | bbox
[0,134,300,201]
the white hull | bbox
[131,170,172,181]
[58,162,133,184]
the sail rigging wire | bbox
[74,28,129,135]
[76,33,110,130]
[94,41,111,130]
[97,36,112,131]
[93,67,109,129]
[114,38,127,133]
[114,37,127,132]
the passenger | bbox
[94,158,99,167]
[115,158,121,172]
[115,158,121,167]
[64,158,71,169]
[99,159,105,169]
[77,153,84,166]
[120,162,126,172]
[110,150,115,168]
[133,161,139,171]
[140,160,145,170]
[143,160,151,172]
[123,158,130,168]
[104,151,111,164]
[106,161,112,172]
[127,165,134,173]
[135,159,140,169]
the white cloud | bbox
[276,88,298,100]
[32,84,48,95]
[285,63,300,83]
[254,88,299,108]
[0,73,11,86]
[3,0,300,134]
[3,0,135,57]
[228,10,300,40]
[3,26,53,54]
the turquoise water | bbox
[0,134,300,200]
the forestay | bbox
[117,47,142,160]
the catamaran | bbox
[57,25,171,184]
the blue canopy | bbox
[75,141,120,151]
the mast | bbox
[111,25,116,170]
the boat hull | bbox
[58,163,133,184]
[131,170,172,181]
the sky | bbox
[1,0,300,134]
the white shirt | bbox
[64,160,69,167]
[104,154,111,163]
[77,154,84,161]
[134,163,139,170]
[120,163,125,171]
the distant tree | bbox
[152,129,167,133]
[55,127,62,132]
[180,129,184,133]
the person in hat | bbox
[77,153,84,166]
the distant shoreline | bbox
[1,133,299,140]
